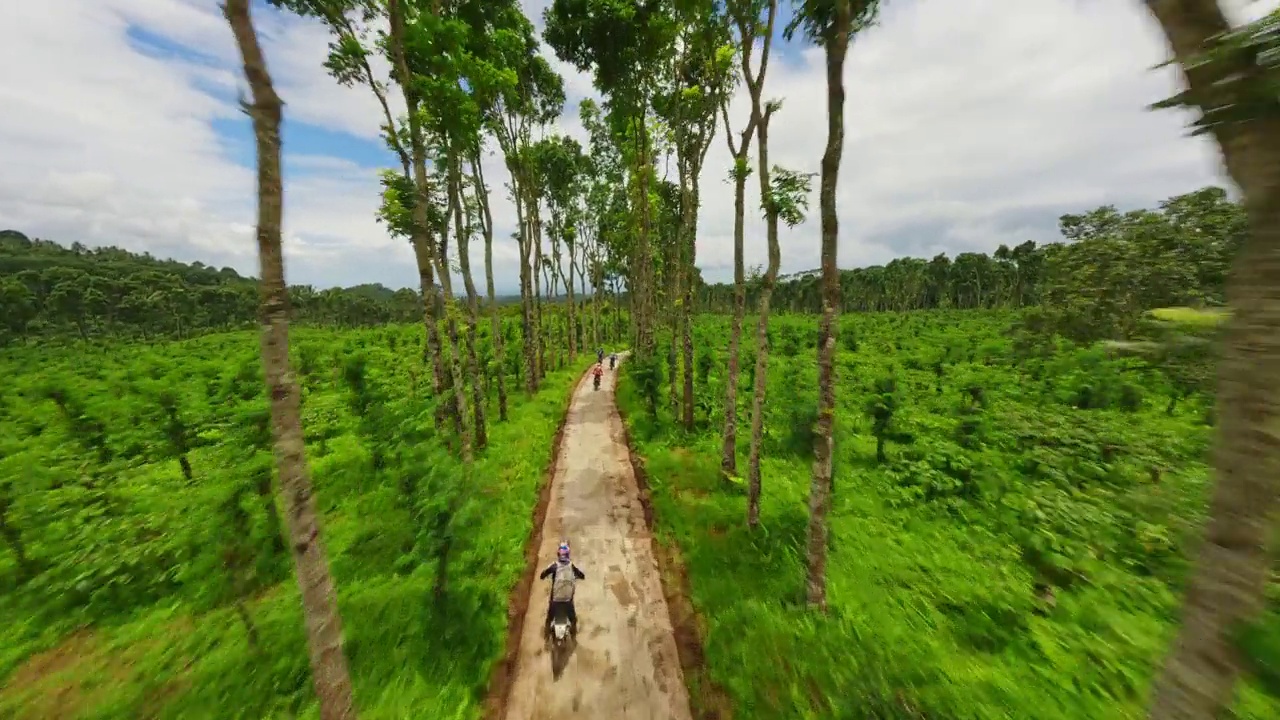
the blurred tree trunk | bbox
[1142,2,1280,718]
[223,1,357,717]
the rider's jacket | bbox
[539,561,586,601]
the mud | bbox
[497,356,693,720]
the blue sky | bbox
[128,0,814,211]
[129,16,395,174]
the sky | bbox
[0,0,1273,296]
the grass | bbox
[0,324,585,718]
[618,310,1280,720]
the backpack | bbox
[551,563,576,602]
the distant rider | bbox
[596,347,604,364]
[592,363,604,389]
[540,541,585,636]
[609,353,617,370]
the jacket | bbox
[540,560,586,600]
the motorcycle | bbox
[549,604,574,647]
[609,356,616,370]
[593,374,601,391]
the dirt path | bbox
[500,356,693,720]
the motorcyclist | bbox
[592,362,604,389]
[608,352,617,370]
[540,541,585,636]
[596,347,604,364]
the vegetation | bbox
[4,0,1280,718]
[0,229,433,341]
[619,304,1277,719]
[0,325,581,718]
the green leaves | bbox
[1150,8,1280,135]
[764,165,815,227]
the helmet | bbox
[557,542,570,562]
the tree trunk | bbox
[223,3,357,718]
[514,186,538,393]
[745,51,780,530]
[805,1,850,612]
[728,0,776,488]
[532,200,546,380]
[473,158,508,421]
[450,155,487,450]
[681,183,698,430]
[720,135,751,476]
[566,237,578,360]
[634,110,657,357]
[1141,2,1280,718]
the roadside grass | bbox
[618,311,1280,720]
[0,326,583,719]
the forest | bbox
[0,229,435,340]
[2,0,1279,719]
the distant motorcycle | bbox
[593,373,601,391]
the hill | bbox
[0,231,426,342]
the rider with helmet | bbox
[592,362,604,389]
[596,347,604,364]
[540,541,586,636]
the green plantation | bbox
[619,310,1280,720]
[0,324,579,718]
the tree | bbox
[717,0,769,477]
[726,0,818,529]
[658,1,735,430]
[544,0,679,359]
[1138,5,1280,719]
[222,1,357,717]
[786,0,880,611]
[270,0,450,404]
[386,0,474,462]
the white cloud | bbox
[0,0,1272,296]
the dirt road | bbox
[500,356,693,720]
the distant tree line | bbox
[698,186,1244,342]
[0,230,526,344]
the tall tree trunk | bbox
[566,237,578,360]
[514,187,538,393]
[530,195,546,381]
[1141,2,1280,718]
[590,241,603,348]
[680,183,697,430]
[224,2,357,717]
[472,157,508,421]
[744,0,781,529]
[450,154,487,449]
[668,302,680,414]
[722,1,774,477]
[720,135,750,476]
[633,110,657,357]
[805,0,850,612]
[681,122,714,431]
